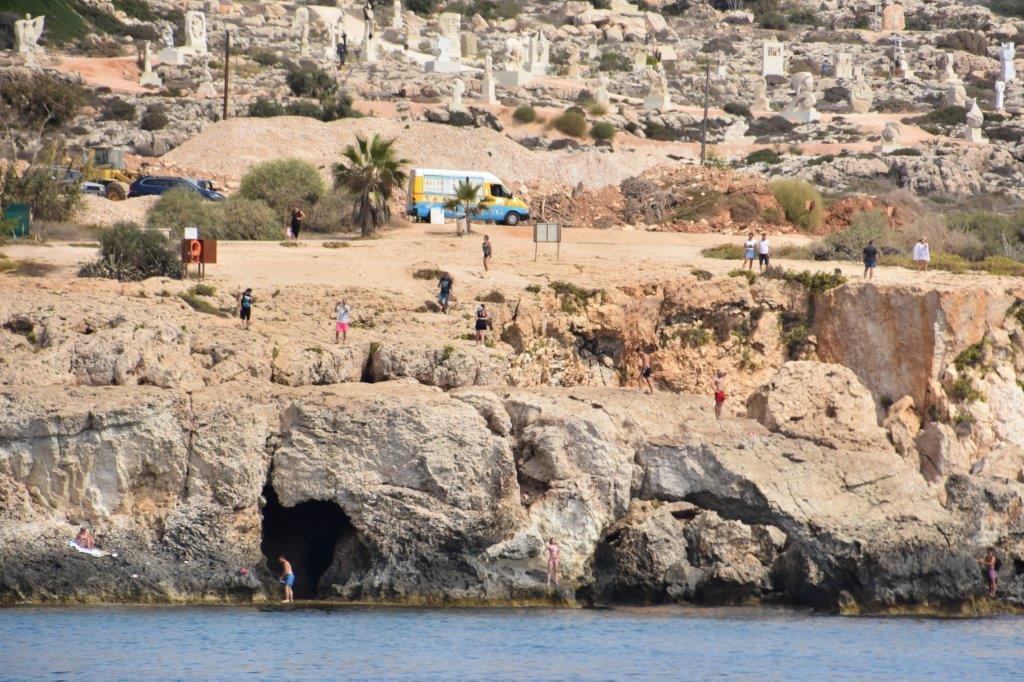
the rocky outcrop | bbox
[2,379,1022,612]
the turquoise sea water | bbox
[1,605,1022,681]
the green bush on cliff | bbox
[954,341,985,371]
[769,180,823,232]
[764,268,847,295]
[79,222,179,281]
[702,244,745,259]
[239,158,325,221]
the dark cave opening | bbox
[260,484,358,600]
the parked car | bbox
[128,176,225,201]
[81,181,108,197]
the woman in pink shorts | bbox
[335,299,351,344]
[546,538,560,588]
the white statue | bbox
[481,55,497,104]
[184,11,208,55]
[363,4,375,42]
[881,122,901,145]
[293,6,310,32]
[938,52,958,83]
[788,72,817,112]
[450,78,466,111]
[505,36,524,71]
[642,64,671,111]
[196,55,217,97]
[566,44,581,78]
[995,80,1006,112]
[14,14,45,54]
[162,24,175,49]
[139,40,162,87]
[943,82,967,108]
[392,0,403,30]
[963,97,986,143]
[594,71,611,107]
[751,76,770,112]
[1000,43,1016,83]
[848,80,873,114]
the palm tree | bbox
[332,134,408,237]
[444,178,485,236]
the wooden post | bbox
[700,61,710,165]
[222,30,230,120]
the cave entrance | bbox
[260,484,355,600]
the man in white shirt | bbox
[912,237,930,272]
[757,233,771,272]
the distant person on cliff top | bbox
[546,538,561,588]
[639,350,654,395]
[75,527,95,550]
[239,288,254,330]
[278,555,295,603]
[863,240,879,281]
[978,547,1000,598]
[713,370,726,420]
[913,236,930,272]
[743,233,756,271]
[335,299,351,344]
[289,206,305,240]
[757,233,771,272]
[438,272,454,314]
[475,304,489,345]
[482,234,492,272]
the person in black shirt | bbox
[290,206,305,240]
[863,240,879,280]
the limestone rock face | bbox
[883,395,921,462]
[746,361,890,451]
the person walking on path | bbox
[239,288,254,330]
[546,538,561,588]
[713,370,726,420]
[437,272,454,314]
[278,555,295,603]
[475,304,489,345]
[289,206,305,240]
[979,547,1000,598]
[863,240,879,280]
[334,299,351,344]
[743,233,757,271]
[757,233,771,272]
[913,236,930,272]
[639,350,654,395]
[482,235,493,272]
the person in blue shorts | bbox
[437,272,454,314]
[863,240,879,281]
[278,555,295,602]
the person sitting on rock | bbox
[75,527,95,550]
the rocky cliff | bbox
[2,275,1024,612]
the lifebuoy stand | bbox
[180,239,217,280]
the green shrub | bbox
[0,161,82,222]
[744,148,781,165]
[769,179,823,231]
[692,269,714,281]
[210,196,281,240]
[146,189,217,233]
[764,268,847,295]
[954,341,985,371]
[590,121,616,141]
[729,269,757,284]
[758,10,788,29]
[189,283,216,296]
[406,0,440,14]
[445,0,520,20]
[787,7,818,25]
[315,93,360,121]
[587,101,608,116]
[79,222,179,281]
[286,64,337,99]
[513,105,537,123]
[552,111,588,138]
[678,325,712,347]
[103,98,137,121]
[988,0,1024,17]
[702,243,745,259]
[949,377,982,403]
[723,102,752,118]
[248,97,285,117]
[248,47,280,67]
[598,51,631,72]
[550,281,600,313]
[140,108,168,131]
[413,267,444,280]
[239,158,325,220]
[914,106,967,126]
[0,72,86,129]
[304,189,354,233]
[179,290,222,315]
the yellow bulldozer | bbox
[82,146,135,200]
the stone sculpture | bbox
[139,40,162,87]
[14,14,45,54]
[184,11,208,55]
[963,98,986,143]
[781,72,820,122]
[1000,42,1016,83]
[751,76,771,112]
[938,52,959,83]
[874,121,901,153]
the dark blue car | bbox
[128,176,224,200]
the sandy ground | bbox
[1,220,1003,295]
[55,56,150,95]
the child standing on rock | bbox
[713,370,727,420]
[335,299,351,344]
[239,288,254,330]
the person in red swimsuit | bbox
[713,370,726,420]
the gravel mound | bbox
[158,117,671,188]
[74,195,159,227]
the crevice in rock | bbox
[259,483,365,599]
[360,343,379,383]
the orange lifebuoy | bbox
[189,240,202,264]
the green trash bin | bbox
[2,203,31,238]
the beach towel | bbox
[68,540,117,558]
